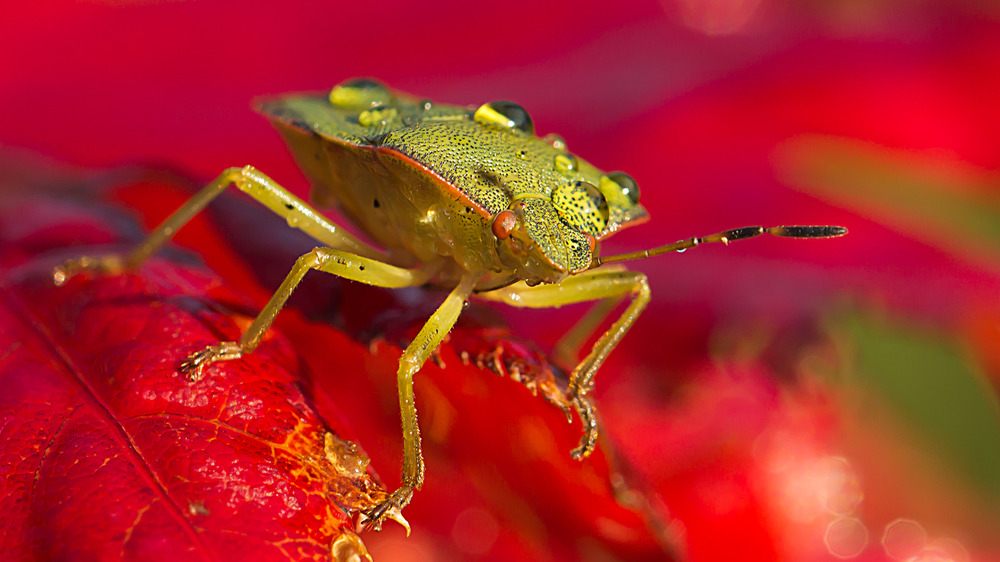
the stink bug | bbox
[54,77,846,529]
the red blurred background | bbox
[3,1,1000,560]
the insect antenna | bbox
[591,225,847,268]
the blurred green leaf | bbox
[837,310,1000,504]
[777,135,1000,268]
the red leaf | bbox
[0,167,676,560]
[0,185,386,560]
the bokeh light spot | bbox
[816,457,864,516]
[778,456,862,523]
[451,507,500,556]
[673,0,764,35]
[908,548,956,562]
[925,538,969,562]
[824,517,868,559]
[882,518,926,560]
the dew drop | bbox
[554,153,579,174]
[473,100,534,135]
[552,180,608,236]
[605,171,640,205]
[329,77,391,109]
[358,105,398,127]
[542,133,567,151]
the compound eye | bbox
[329,77,391,108]
[491,209,517,240]
[473,100,535,136]
[604,171,641,206]
[553,180,609,237]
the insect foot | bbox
[570,393,599,460]
[52,254,125,286]
[179,341,243,381]
[359,486,413,535]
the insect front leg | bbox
[53,165,387,284]
[478,269,651,459]
[552,296,622,367]
[362,275,478,531]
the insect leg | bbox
[181,246,431,379]
[363,274,478,531]
[478,269,650,459]
[54,166,386,284]
[552,295,621,367]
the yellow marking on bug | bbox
[553,181,609,237]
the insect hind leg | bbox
[53,165,386,284]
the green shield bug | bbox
[54,77,846,530]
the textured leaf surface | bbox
[0,174,675,561]
[0,191,386,561]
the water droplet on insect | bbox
[329,77,391,108]
[542,133,567,151]
[358,105,398,127]
[473,101,534,135]
[554,153,579,174]
[677,248,686,253]
[420,99,434,111]
[605,171,640,205]
[286,215,299,228]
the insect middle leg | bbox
[180,246,433,378]
[363,274,478,530]
[53,165,387,284]
[478,268,651,459]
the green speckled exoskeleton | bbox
[53,78,846,529]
